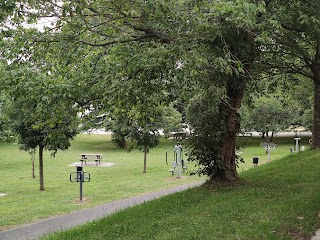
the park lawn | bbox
[0,134,204,230]
[0,134,304,230]
[237,135,311,172]
[42,149,320,240]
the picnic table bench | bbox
[80,153,102,166]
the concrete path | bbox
[0,181,205,240]
[311,229,320,240]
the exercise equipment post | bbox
[260,142,277,163]
[166,143,185,178]
[174,143,182,178]
[70,166,90,201]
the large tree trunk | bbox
[221,86,245,181]
[312,77,320,149]
[143,146,147,173]
[219,31,255,181]
[39,145,45,191]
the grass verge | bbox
[42,149,320,240]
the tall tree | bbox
[105,49,166,173]
[261,0,320,148]
[240,95,295,141]
[4,66,78,190]
[179,1,264,180]
[2,1,266,181]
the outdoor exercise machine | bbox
[70,166,90,201]
[293,137,301,152]
[290,137,307,152]
[166,143,187,178]
[260,142,277,163]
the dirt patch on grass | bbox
[201,178,249,191]
[72,197,91,205]
[287,228,310,240]
[164,176,190,181]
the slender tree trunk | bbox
[270,131,274,142]
[31,149,35,179]
[39,145,45,191]
[143,146,147,173]
[312,78,320,149]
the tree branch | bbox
[281,22,305,33]
[315,41,320,64]
[258,60,314,79]
[78,34,159,47]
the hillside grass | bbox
[0,134,310,232]
[42,149,320,240]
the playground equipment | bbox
[166,143,187,178]
[70,166,90,201]
[260,142,277,163]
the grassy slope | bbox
[43,150,320,240]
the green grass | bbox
[237,136,311,172]
[42,148,320,240]
[0,134,204,230]
[0,134,309,234]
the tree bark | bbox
[270,131,274,142]
[312,78,320,149]
[39,145,45,191]
[219,31,255,181]
[221,86,245,181]
[143,146,147,173]
[31,149,35,179]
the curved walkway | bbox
[0,181,205,240]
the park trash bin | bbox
[253,157,259,166]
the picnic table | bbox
[80,153,102,166]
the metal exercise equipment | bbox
[260,142,277,163]
[70,166,90,201]
[294,137,301,152]
[166,143,187,178]
[290,138,306,153]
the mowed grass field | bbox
[43,149,320,240]
[0,134,310,231]
[237,135,311,172]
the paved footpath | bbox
[312,229,320,240]
[0,181,205,240]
